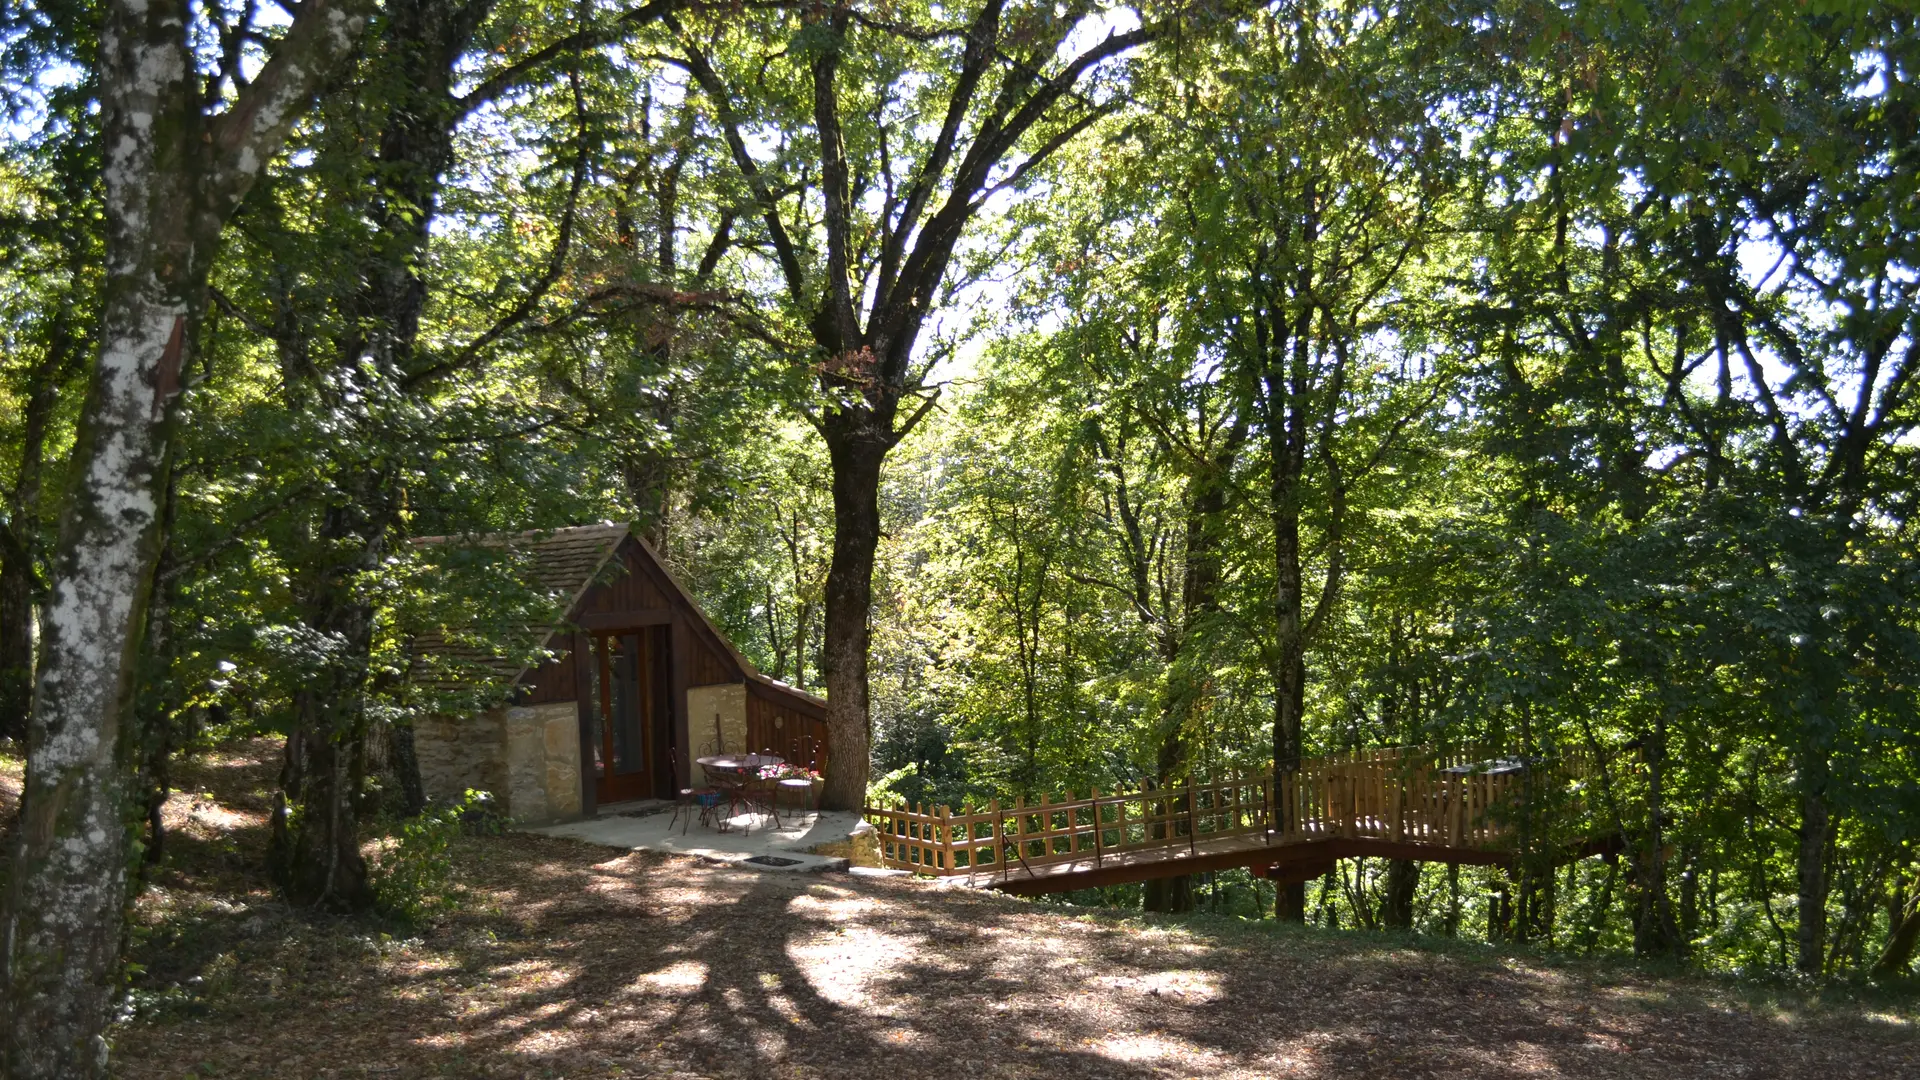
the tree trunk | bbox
[1873,876,1920,978]
[0,4,200,1071]
[1444,862,1462,936]
[134,480,182,870]
[1633,715,1683,958]
[0,298,178,1080]
[271,496,389,909]
[1488,876,1514,941]
[389,722,428,816]
[264,0,490,899]
[1383,859,1419,929]
[0,530,36,746]
[816,426,884,811]
[1262,332,1312,922]
[1143,721,1194,914]
[0,0,361,1068]
[1143,417,1244,916]
[1796,763,1832,975]
[0,195,89,749]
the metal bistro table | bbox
[694,753,785,832]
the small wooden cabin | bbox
[411,523,828,822]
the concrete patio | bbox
[527,802,868,873]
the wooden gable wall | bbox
[518,537,741,705]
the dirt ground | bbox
[2,742,1915,1079]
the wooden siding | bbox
[571,542,675,616]
[524,538,729,704]
[688,633,735,686]
[745,680,830,773]
[522,647,576,704]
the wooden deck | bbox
[863,747,1601,895]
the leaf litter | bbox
[3,741,1914,1079]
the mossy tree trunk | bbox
[0,1,367,1073]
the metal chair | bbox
[666,745,719,835]
[774,734,821,822]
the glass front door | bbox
[589,626,671,805]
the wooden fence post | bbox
[1187,777,1199,854]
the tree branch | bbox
[670,28,811,306]
[872,0,1005,314]
[453,0,689,118]
[405,63,592,389]
[810,7,861,350]
[206,0,373,219]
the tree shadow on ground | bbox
[108,763,1918,1080]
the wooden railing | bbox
[864,746,1596,880]
[866,771,1272,877]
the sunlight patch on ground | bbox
[631,958,709,993]
[392,954,463,977]
[1094,967,1223,1001]
[1502,1041,1568,1074]
[508,1026,583,1054]
[788,926,930,1008]
[486,959,570,987]
[1093,1031,1223,1067]
[786,889,882,919]
[160,790,263,837]
[1455,1043,1566,1075]
[1250,1049,1323,1077]
[495,1000,572,1030]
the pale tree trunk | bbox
[0,2,365,1072]
[0,3,202,1066]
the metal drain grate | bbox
[744,855,803,867]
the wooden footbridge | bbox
[863,747,1607,895]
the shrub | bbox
[371,789,497,923]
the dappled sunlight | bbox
[786,886,882,919]
[110,775,1919,1080]
[1094,967,1223,1002]
[505,1026,586,1055]
[488,998,574,1033]
[630,958,709,994]
[1094,1031,1226,1067]
[788,924,932,1008]
[162,789,264,837]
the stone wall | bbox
[502,701,584,823]
[413,701,582,824]
[414,708,507,804]
[687,681,747,785]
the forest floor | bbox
[1,740,1916,1080]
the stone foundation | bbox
[414,709,507,801]
[413,701,582,824]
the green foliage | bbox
[3,0,1916,979]
[370,790,501,925]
